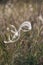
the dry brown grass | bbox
[0,0,43,65]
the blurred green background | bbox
[0,0,43,65]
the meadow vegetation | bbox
[0,0,43,65]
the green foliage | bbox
[0,35,10,65]
[0,0,43,65]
